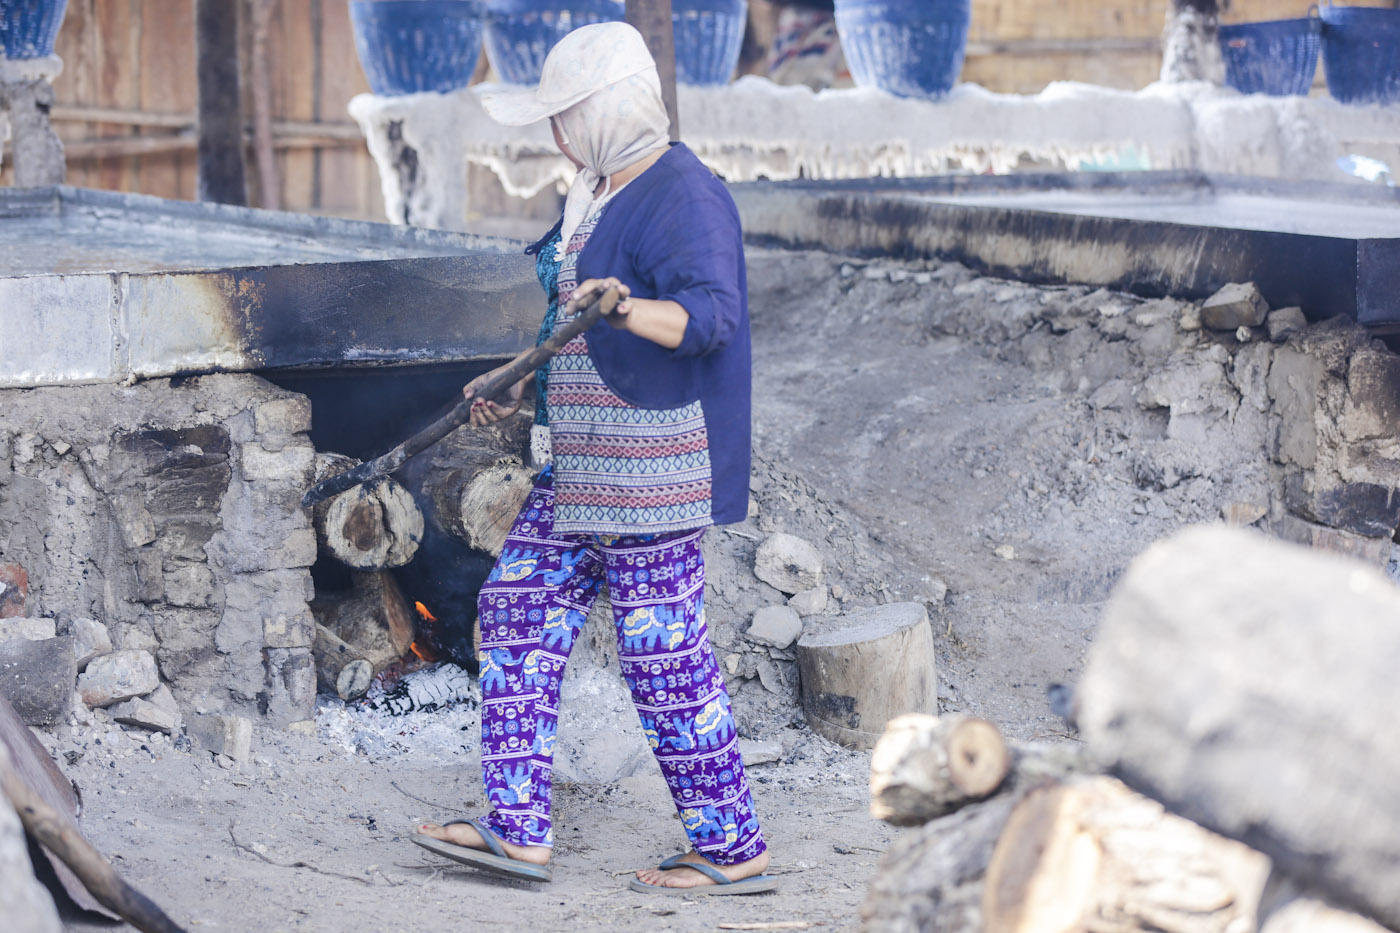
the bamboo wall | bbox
[0,0,1372,220]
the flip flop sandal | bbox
[411,818,553,882]
[628,853,778,896]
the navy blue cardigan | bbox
[526,143,752,528]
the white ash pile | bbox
[861,526,1400,933]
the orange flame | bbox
[409,641,433,661]
[414,601,437,623]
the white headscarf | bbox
[552,67,671,259]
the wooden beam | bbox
[625,0,680,141]
[195,0,249,205]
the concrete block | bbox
[253,397,312,436]
[787,586,829,616]
[189,714,253,762]
[1267,307,1307,342]
[754,532,824,594]
[0,617,56,641]
[1341,348,1400,444]
[78,649,160,708]
[1285,474,1400,538]
[0,636,76,725]
[1200,281,1269,330]
[747,606,803,649]
[0,563,29,618]
[70,618,113,670]
[240,441,314,484]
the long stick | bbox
[301,287,621,508]
[0,745,187,933]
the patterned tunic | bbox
[546,206,715,535]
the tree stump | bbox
[982,776,1270,933]
[1077,526,1400,931]
[311,453,422,570]
[795,602,937,749]
[870,713,1010,826]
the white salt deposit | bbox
[348,76,1400,230]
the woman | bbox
[413,22,773,896]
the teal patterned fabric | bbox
[532,228,564,427]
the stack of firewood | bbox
[862,526,1400,933]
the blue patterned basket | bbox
[0,0,70,59]
[484,0,624,85]
[672,0,747,86]
[834,0,971,99]
[1219,16,1320,97]
[1320,4,1400,105]
[350,0,486,96]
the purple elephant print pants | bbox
[475,471,766,866]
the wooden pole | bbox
[626,0,681,141]
[248,0,282,210]
[196,0,249,205]
[0,742,188,933]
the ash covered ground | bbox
[47,246,1339,931]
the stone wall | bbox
[0,374,318,725]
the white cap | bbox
[480,22,657,126]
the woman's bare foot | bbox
[635,850,770,888]
[416,822,552,866]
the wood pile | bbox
[861,526,1400,933]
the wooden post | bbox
[626,0,681,141]
[195,0,249,205]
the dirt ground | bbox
[41,245,1244,932]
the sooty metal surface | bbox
[732,171,1400,326]
[0,187,540,388]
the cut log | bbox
[0,637,76,726]
[312,624,374,701]
[981,775,1270,933]
[310,571,415,699]
[398,417,533,558]
[311,453,423,570]
[1259,873,1398,933]
[795,603,937,749]
[870,713,1010,826]
[1076,526,1400,930]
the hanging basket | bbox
[672,0,747,86]
[1219,14,1320,97]
[0,0,70,60]
[833,0,971,100]
[1320,3,1400,105]
[483,0,624,86]
[350,0,486,96]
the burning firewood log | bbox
[310,571,416,700]
[869,713,1010,826]
[310,453,423,570]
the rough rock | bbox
[252,396,313,436]
[0,636,76,725]
[754,532,824,594]
[1341,348,1400,444]
[747,606,803,649]
[0,564,28,619]
[787,586,829,616]
[1285,474,1400,538]
[0,617,56,641]
[69,617,113,670]
[1267,307,1307,342]
[0,745,62,933]
[78,649,160,708]
[108,695,180,735]
[1200,282,1269,330]
[189,714,253,762]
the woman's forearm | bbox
[619,297,690,349]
